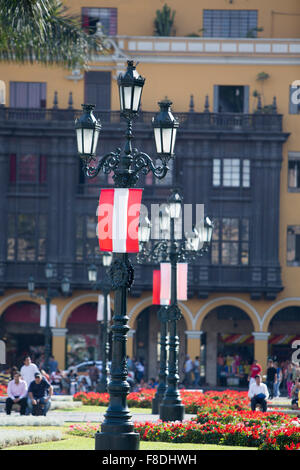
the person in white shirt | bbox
[6,371,28,415]
[20,356,40,388]
[248,374,269,412]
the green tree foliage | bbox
[154,3,176,37]
[0,0,103,67]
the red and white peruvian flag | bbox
[153,270,170,306]
[97,188,143,253]
[160,262,188,301]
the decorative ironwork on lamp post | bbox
[137,190,213,421]
[28,264,71,373]
[87,252,113,393]
[74,60,179,450]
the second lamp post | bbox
[88,252,112,393]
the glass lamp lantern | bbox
[168,191,182,219]
[61,277,71,295]
[102,252,113,267]
[75,104,101,160]
[118,60,145,115]
[204,217,213,244]
[88,264,98,283]
[45,263,54,280]
[152,100,179,159]
[28,275,35,294]
[138,216,151,243]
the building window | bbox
[214,85,249,113]
[203,10,258,38]
[76,215,99,261]
[212,217,249,265]
[9,154,47,186]
[287,226,300,266]
[9,82,46,108]
[289,84,300,114]
[82,7,117,35]
[7,214,47,262]
[288,159,300,190]
[213,159,250,188]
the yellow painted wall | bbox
[65,0,300,39]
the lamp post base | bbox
[159,403,185,422]
[95,428,140,450]
[152,394,163,414]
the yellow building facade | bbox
[0,0,300,385]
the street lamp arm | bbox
[82,149,121,179]
[131,150,169,180]
[137,240,169,264]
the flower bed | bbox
[0,429,63,449]
[0,416,65,426]
[70,391,300,450]
[73,389,251,413]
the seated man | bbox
[5,371,28,415]
[27,372,53,416]
[248,374,269,412]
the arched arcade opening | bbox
[201,305,255,388]
[132,305,187,383]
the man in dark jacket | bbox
[27,372,53,416]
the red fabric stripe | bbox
[98,189,114,252]
[126,188,143,253]
[153,270,161,305]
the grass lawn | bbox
[53,405,152,414]
[1,424,257,450]
[5,436,257,451]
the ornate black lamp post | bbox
[75,60,179,450]
[137,190,213,421]
[88,252,113,393]
[28,264,71,373]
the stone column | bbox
[206,331,218,386]
[185,331,202,360]
[126,329,135,359]
[252,332,270,375]
[51,328,68,370]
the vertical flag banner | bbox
[160,262,188,302]
[177,263,188,301]
[97,188,143,253]
[153,269,170,305]
[153,270,161,305]
[97,294,111,321]
[160,263,171,301]
[40,304,57,328]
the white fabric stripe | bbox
[112,189,129,253]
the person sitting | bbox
[291,378,300,410]
[27,372,53,416]
[5,371,28,415]
[248,374,269,412]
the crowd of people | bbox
[1,352,299,416]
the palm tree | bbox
[0,0,103,67]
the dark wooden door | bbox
[84,72,111,110]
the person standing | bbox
[48,355,58,375]
[273,361,282,398]
[248,360,262,387]
[27,372,53,416]
[193,356,200,387]
[266,359,277,399]
[184,355,194,388]
[5,371,28,415]
[88,362,100,391]
[248,374,269,412]
[20,356,40,388]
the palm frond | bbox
[0,0,104,67]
